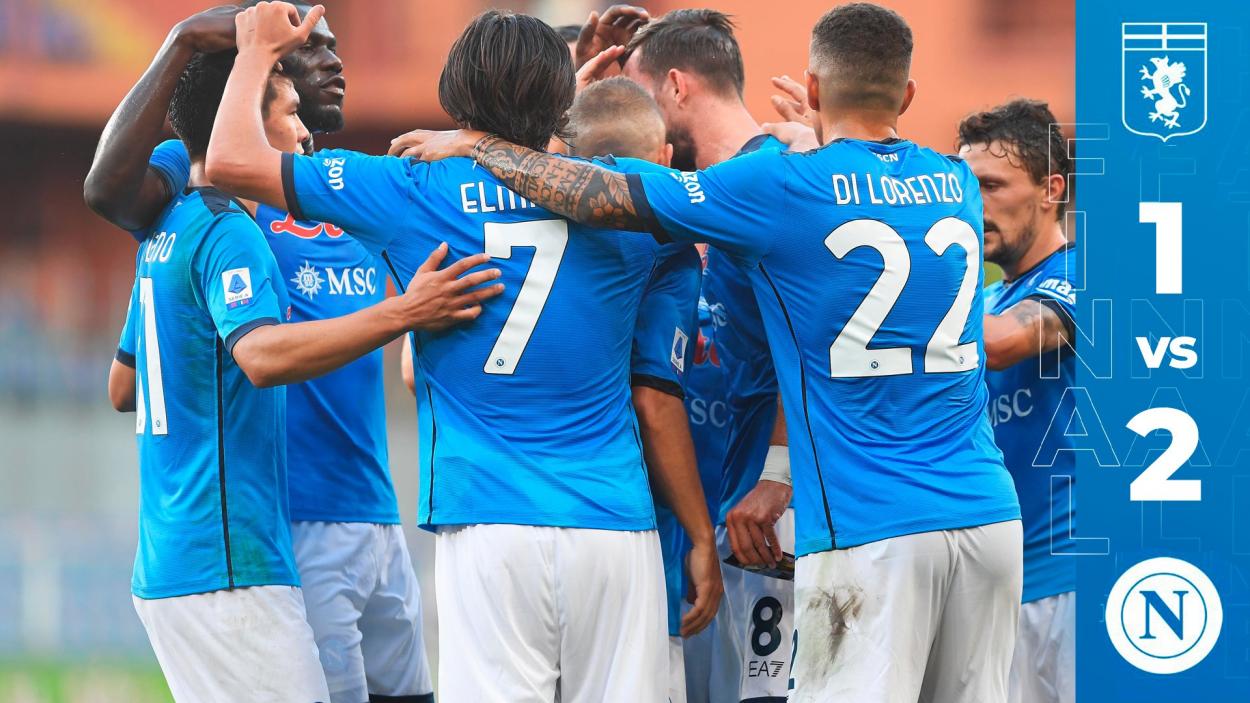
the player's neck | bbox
[188,161,258,217]
[1002,222,1068,281]
[692,99,763,169]
[819,111,900,144]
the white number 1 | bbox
[482,220,568,375]
[1139,202,1182,294]
[136,277,169,435]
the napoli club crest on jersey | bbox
[1122,23,1207,141]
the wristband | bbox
[759,445,791,487]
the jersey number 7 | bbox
[482,220,569,375]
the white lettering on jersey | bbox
[990,388,1034,426]
[670,172,706,204]
[326,266,378,296]
[459,182,533,214]
[837,172,964,207]
[323,157,346,191]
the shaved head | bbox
[568,77,667,160]
[810,3,913,112]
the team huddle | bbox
[85,2,1079,702]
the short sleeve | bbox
[192,214,285,356]
[126,139,191,242]
[624,149,786,266]
[630,245,702,397]
[116,278,140,367]
[1024,258,1077,338]
[282,149,420,254]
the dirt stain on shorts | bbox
[797,584,865,685]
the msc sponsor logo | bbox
[288,262,378,299]
[1105,556,1222,674]
[989,388,1032,427]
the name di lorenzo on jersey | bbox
[270,213,378,299]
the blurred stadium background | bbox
[0,0,1072,700]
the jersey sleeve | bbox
[116,278,140,368]
[282,148,421,255]
[630,244,702,398]
[126,139,191,242]
[624,149,786,266]
[192,214,286,357]
[1024,253,1077,338]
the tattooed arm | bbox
[983,299,1073,370]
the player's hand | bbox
[769,75,816,127]
[577,45,627,92]
[682,538,723,637]
[725,479,792,567]
[172,5,242,53]
[574,5,649,69]
[235,1,324,60]
[393,243,504,332]
[388,128,485,161]
[762,121,820,152]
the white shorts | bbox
[291,521,434,703]
[133,585,329,703]
[668,635,687,703]
[792,520,1023,703]
[1009,591,1075,703]
[435,524,668,703]
[684,508,795,703]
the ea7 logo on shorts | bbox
[323,157,346,191]
[1105,557,1222,674]
[222,268,254,309]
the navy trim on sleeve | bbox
[1028,295,1076,341]
[631,373,684,400]
[281,153,305,220]
[224,317,280,358]
[625,173,669,243]
[115,349,136,368]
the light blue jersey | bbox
[684,254,730,524]
[627,138,1020,556]
[985,244,1077,603]
[630,244,701,637]
[147,141,399,524]
[283,150,674,532]
[705,134,784,524]
[119,187,296,599]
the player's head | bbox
[807,3,915,123]
[439,10,575,152]
[568,77,672,166]
[169,50,309,161]
[241,0,344,134]
[957,99,1069,267]
[554,23,581,56]
[621,9,744,170]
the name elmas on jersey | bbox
[672,167,966,207]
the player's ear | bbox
[669,68,689,106]
[899,78,917,117]
[1042,172,1066,214]
[658,142,673,168]
[805,70,820,113]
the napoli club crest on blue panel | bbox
[1121,23,1207,141]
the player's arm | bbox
[630,245,722,636]
[390,129,782,262]
[983,298,1073,370]
[232,244,502,387]
[108,280,141,412]
[725,395,793,566]
[84,7,239,232]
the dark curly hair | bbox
[439,10,575,151]
[957,99,1071,220]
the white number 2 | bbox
[135,277,169,435]
[482,220,568,375]
[825,217,980,378]
[1127,407,1200,501]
